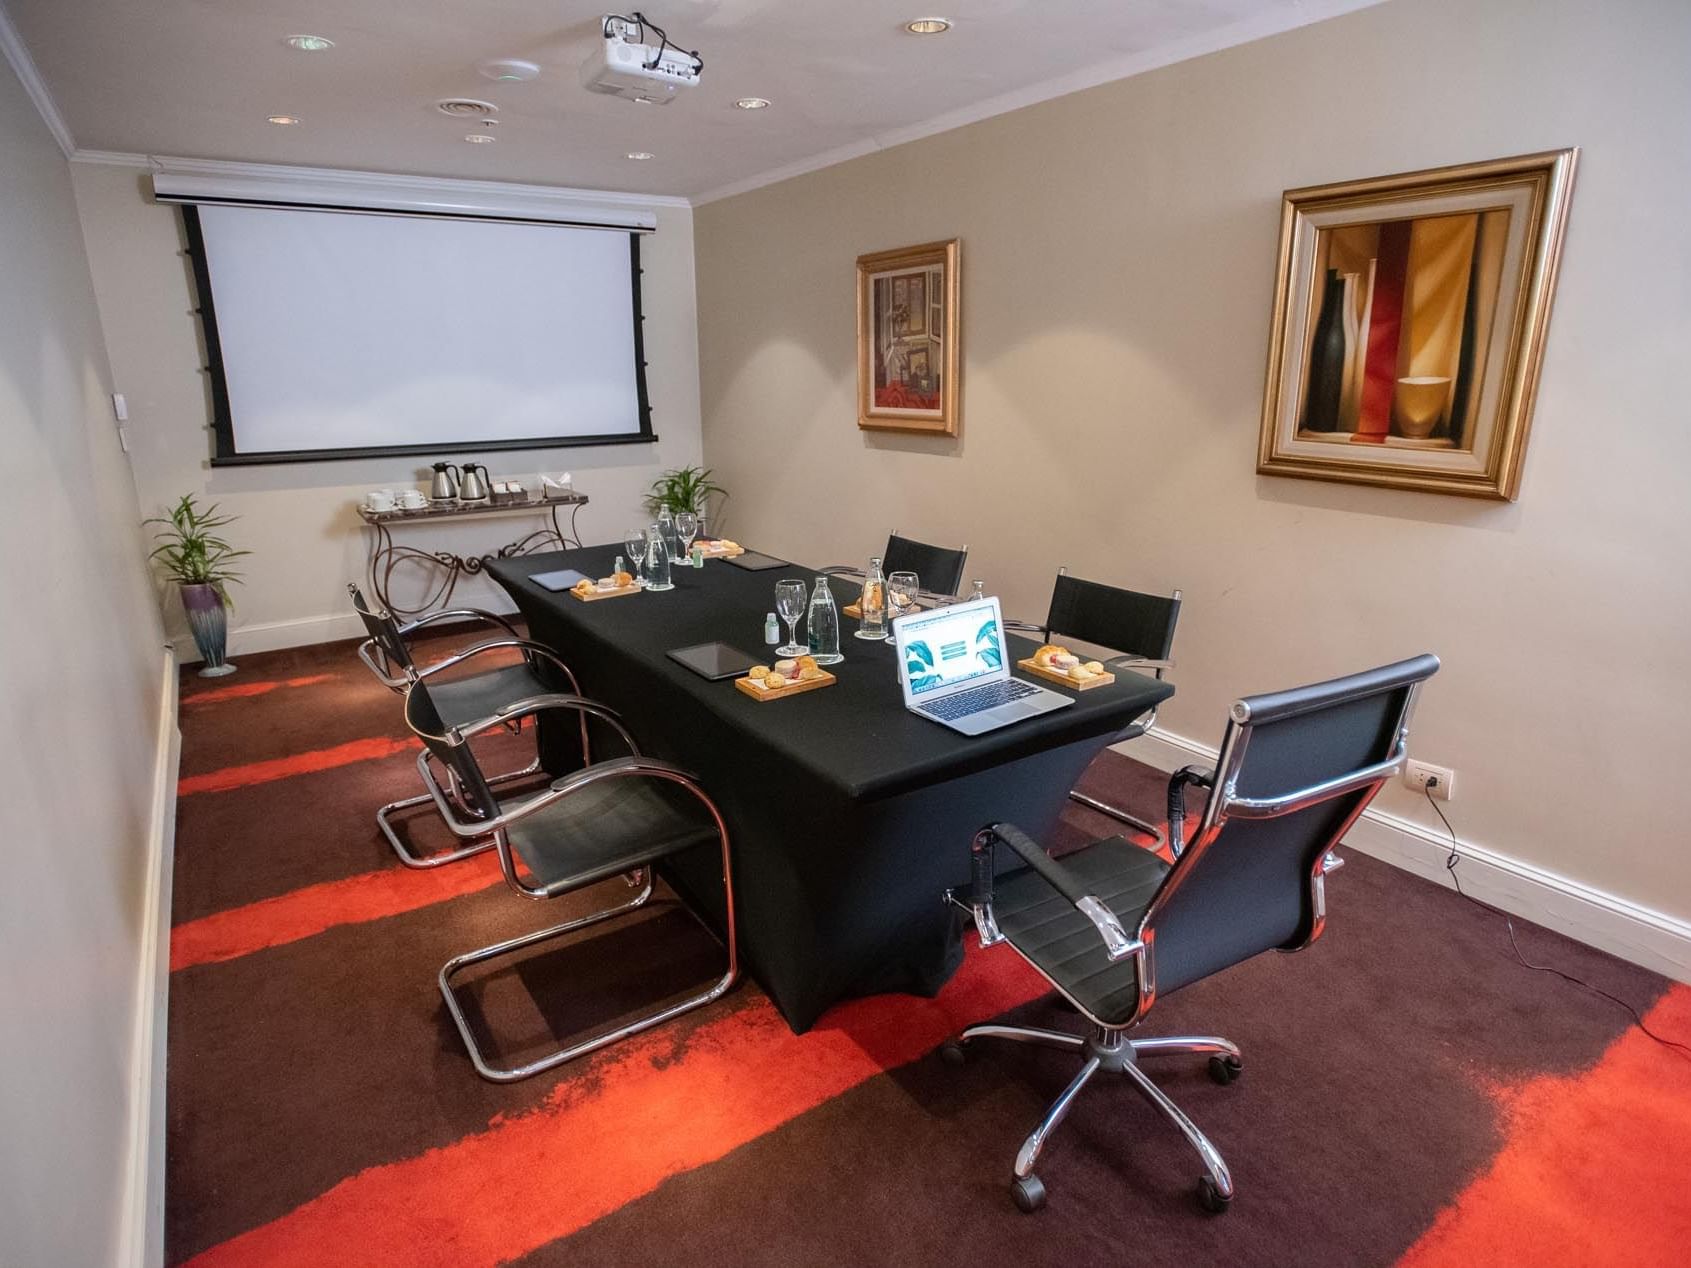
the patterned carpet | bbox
[166,631,1691,1266]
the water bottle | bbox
[806,574,843,665]
[970,579,986,603]
[646,527,673,591]
[657,507,680,564]
[856,555,887,640]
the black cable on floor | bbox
[1428,785,1691,1060]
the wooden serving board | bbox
[571,582,642,603]
[734,669,838,702]
[697,542,746,558]
[1016,657,1116,691]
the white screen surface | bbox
[194,204,644,456]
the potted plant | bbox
[644,465,726,534]
[146,495,251,678]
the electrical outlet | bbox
[1405,759,1455,801]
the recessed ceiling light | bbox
[626,151,654,160]
[283,35,334,52]
[464,133,497,144]
[267,115,300,126]
[477,58,541,83]
[733,97,770,110]
[904,17,952,35]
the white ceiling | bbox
[6,0,1381,201]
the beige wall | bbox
[70,162,704,653]
[0,58,170,1268]
[695,0,1691,930]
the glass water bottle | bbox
[856,555,887,640]
[657,507,680,564]
[806,574,843,665]
[646,526,674,591]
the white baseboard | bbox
[1119,727,1691,986]
[172,600,526,662]
[118,648,179,1268]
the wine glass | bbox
[676,511,699,564]
[885,571,920,641]
[624,526,648,585]
[774,579,808,656]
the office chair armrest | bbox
[1111,656,1174,672]
[1166,765,1215,859]
[399,607,521,641]
[355,638,408,690]
[451,690,634,749]
[415,638,582,694]
[986,823,1138,962]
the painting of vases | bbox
[1259,150,1577,500]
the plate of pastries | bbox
[1018,644,1115,690]
[735,655,837,700]
[696,538,746,557]
[569,570,639,601]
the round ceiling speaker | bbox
[435,97,499,118]
[477,58,541,83]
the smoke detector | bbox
[435,98,499,118]
[478,58,541,82]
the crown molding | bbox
[693,0,1386,206]
[69,152,692,222]
[0,0,75,156]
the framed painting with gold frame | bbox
[1258,150,1577,501]
[857,239,960,435]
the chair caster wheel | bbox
[1197,1176,1232,1214]
[1208,1054,1242,1085]
[1011,1174,1046,1213]
[940,1040,969,1067]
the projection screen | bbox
[183,203,652,464]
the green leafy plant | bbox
[144,495,251,605]
[644,465,726,518]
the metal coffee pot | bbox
[458,463,491,501]
[429,462,460,500]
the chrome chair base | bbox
[944,1022,1240,1214]
[439,874,737,1083]
[376,752,543,869]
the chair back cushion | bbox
[882,533,969,597]
[348,585,415,675]
[1143,654,1438,997]
[403,677,501,819]
[1045,573,1180,661]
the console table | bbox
[357,494,588,618]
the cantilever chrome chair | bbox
[883,530,970,598]
[348,583,589,869]
[942,654,1440,1214]
[404,676,738,1082]
[1042,568,1182,847]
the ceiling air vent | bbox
[435,98,499,118]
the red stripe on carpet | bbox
[1397,984,1691,1267]
[171,854,504,972]
[183,936,1045,1268]
[182,674,335,705]
[178,736,416,796]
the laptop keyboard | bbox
[921,678,1040,721]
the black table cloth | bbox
[487,544,1173,1031]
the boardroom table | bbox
[487,545,1173,1032]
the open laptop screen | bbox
[896,599,1005,699]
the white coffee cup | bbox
[397,489,427,509]
[365,489,396,512]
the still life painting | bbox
[857,239,960,436]
[1258,150,1576,500]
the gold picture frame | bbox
[857,239,960,435]
[1258,150,1577,501]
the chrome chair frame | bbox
[944,657,1435,1213]
[1043,566,1181,850]
[415,691,738,1083]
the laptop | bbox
[893,596,1074,736]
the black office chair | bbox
[348,583,589,868]
[941,654,1439,1213]
[1042,568,1181,847]
[883,530,970,597]
[404,676,739,1082]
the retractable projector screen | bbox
[183,203,652,464]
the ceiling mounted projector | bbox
[581,12,702,105]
